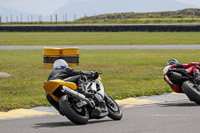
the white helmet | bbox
[53,59,68,69]
[167,59,179,66]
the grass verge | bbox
[74,18,200,24]
[0,32,200,46]
[0,49,199,111]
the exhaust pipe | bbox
[61,86,94,108]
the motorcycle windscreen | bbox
[43,79,77,101]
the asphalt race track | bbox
[0,100,199,133]
[1,94,200,133]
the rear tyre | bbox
[182,81,200,105]
[59,95,89,125]
[104,94,122,120]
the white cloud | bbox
[0,0,69,15]
[176,0,200,7]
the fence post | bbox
[114,15,116,22]
[40,15,42,22]
[50,15,52,23]
[20,14,23,22]
[170,14,172,22]
[55,14,57,23]
[74,14,76,21]
[146,13,148,21]
[121,14,123,20]
[65,14,67,22]
[10,15,12,23]
[0,16,1,23]
[31,15,33,22]
[192,10,195,21]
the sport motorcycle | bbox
[164,66,200,105]
[43,73,122,125]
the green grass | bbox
[0,32,200,46]
[0,49,200,111]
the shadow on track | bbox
[159,101,199,107]
[33,119,112,128]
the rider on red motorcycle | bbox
[163,59,200,93]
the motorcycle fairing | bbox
[186,66,195,74]
[91,79,105,98]
[164,67,191,93]
[97,76,102,81]
[43,79,77,102]
[169,68,190,76]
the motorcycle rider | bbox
[46,59,99,111]
[163,59,200,93]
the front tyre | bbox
[59,95,89,125]
[182,81,200,105]
[104,94,122,120]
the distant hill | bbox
[78,8,200,21]
[55,0,197,21]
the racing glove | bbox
[91,71,99,79]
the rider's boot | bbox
[77,80,86,93]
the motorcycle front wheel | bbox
[104,94,122,120]
[59,95,89,125]
[182,81,200,105]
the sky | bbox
[0,0,69,15]
[0,0,199,21]
[176,0,200,7]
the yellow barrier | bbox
[43,47,61,57]
[62,48,79,56]
[43,47,79,67]
[62,48,79,66]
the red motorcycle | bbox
[164,65,200,105]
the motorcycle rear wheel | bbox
[182,81,200,105]
[59,95,89,125]
[104,94,122,120]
